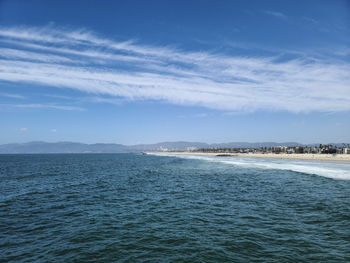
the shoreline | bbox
[151,152,350,162]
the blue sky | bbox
[0,0,349,144]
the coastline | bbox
[151,152,350,162]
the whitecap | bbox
[151,153,350,180]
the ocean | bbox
[1,153,350,262]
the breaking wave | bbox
[154,154,350,180]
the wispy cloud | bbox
[192,113,208,118]
[80,96,124,105]
[0,92,25,99]
[19,127,28,132]
[302,17,318,24]
[262,10,288,20]
[51,129,57,132]
[43,94,73,100]
[0,25,349,113]
[178,113,210,119]
[0,103,85,111]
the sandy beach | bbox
[152,152,350,162]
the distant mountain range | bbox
[0,141,347,154]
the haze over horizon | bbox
[1,0,349,144]
[1,140,349,155]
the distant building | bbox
[193,144,349,155]
[159,146,168,152]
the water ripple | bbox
[0,153,350,262]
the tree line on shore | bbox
[192,144,350,154]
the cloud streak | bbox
[0,92,25,99]
[262,10,288,20]
[0,103,85,111]
[0,25,349,113]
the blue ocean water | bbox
[0,153,350,262]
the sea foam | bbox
[153,153,350,180]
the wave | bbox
[152,153,350,180]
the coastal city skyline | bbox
[1,0,349,144]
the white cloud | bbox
[0,103,85,111]
[0,25,349,113]
[0,92,25,99]
[262,10,288,20]
[19,127,28,132]
[51,129,57,132]
[192,113,208,118]
[302,17,318,24]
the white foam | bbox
[152,153,350,180]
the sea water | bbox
[1,153,349,262]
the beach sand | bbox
[152,152,350,162]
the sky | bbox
[0,0,349,144]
